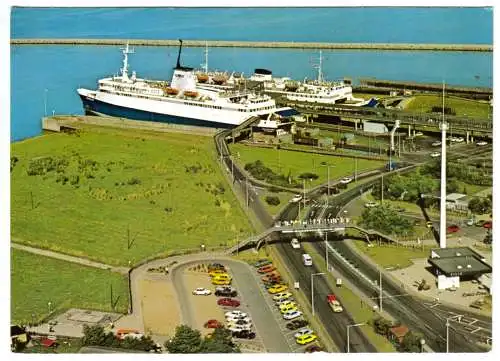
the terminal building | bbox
[428,247,492,291]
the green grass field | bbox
[229,143,385,188]
[11,126,253,266]
[11,249,129,324]
[406,94,491,119]
[351,240,430,269]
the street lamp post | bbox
[325,231,329,270]
[311,272,325,317]
[347,323,365,353]
[320,164,334,205]
[445,314,463,353]
[44,89,48,116]
[48,301,52,314]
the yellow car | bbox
[212,278,231,285]
[211,273,231,280]
[273,292,292,301]
[280,303,298,314]
[296,334,318,345]
[268,284,288,294]
[209,270,226,277]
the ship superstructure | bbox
[77,41,294,129]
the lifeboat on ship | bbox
[197,73,209,83]
[285,81,299,91]
[184,90,198,98]
[212,75,228,85]
[164,87,179,95]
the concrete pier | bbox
[10,38,493,52]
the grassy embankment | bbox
[406,94,491,118]
[229,143,385,211]
[11,126,253,266]
[11,249,129,324]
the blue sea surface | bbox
[10,7,493,142]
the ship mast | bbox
[312,50,324,83]
[120,43,135,81]
[201,41,209,74]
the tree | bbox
[164,325,202,353]
[82,324,109,346]
[468,197,492,215]
[400,331,423,352]
[360,204,414,236]
[484,230,492,245]
[200,328,240,353]
[372,317,392,337]
[265,195,280,206]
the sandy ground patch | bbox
[140,278,180,337]
[182,270,226,336]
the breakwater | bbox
[10,38,493,52]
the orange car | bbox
[258,265,276,274]
[262,271,281,283]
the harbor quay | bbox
[10,38,493,52]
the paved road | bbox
[276,242,376,352]
[11,242,129,274]
[171,258,291,353]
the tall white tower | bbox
[439,82,448,249]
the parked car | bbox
[304,345,324,353]
[483,221,492,229]
[209,269,227,277]
[228,324,252,333]
[430,152,441,158]
[253,259,272,268]
[215,286,237,298]
[217,298,240,307]
[276,297,295,306]
[455,137,465,143]
[475,220,487,227]
[192,287,211,296]
[204,319,223,329]
[268,284,288,294]
[231,330,256,339]
[291,238,301,249]
[340,177,353,184]
[227,319,252,328]
[286,319,309,330]
[258,265,276,274]
[279,303,298,314]
[476,141,488,146]
[294,327,314,339]
[446,224,460,233]
[466,218,475,226]
[364,201,379,208]
[296,334,318,345]
[415,131,424,137]
[207,263,226,272]
[212,278,231,286]
[226,315,252,324]
[262,272,282,285]
[290,194,303,203]
[283,310,303,320]
[426,221,434,229]
[432,141,442,146]
[273,292,293,301]
[225,310,247,319]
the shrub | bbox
[265,196,281,206]
[298,172,319,180]
[127,177,141,185]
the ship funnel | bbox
[176,39,183,69]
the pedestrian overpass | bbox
[225,218,399,254]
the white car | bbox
[226,315,252,324]
[415,131,424,136]
[273,292,292,301]
[430,152,441,158]
[455,137,464,143]
[225,310,248,318]
[291,238,301,249]
[283,310,302,320]
[364,201,378,208]
[477,141,488,146]
[192,287,211,296]
[294,327,314,339]
[290,194,303,203]
[431,141,442,147]
[340,177,353,184]
[228,324,252,332]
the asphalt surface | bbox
[171,259,291,353]
[276,242,376,352]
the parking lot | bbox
[171,259,292,353]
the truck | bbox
[327,294,343,313]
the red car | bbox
[258,265,276,274]
[446,225,460,233]
[204,319,223,329]
[483,221,492,229]
[217,297,240,307]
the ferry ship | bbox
[249,51,377,107]
[77,41,297,129]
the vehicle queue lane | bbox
[275,242,377,352]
